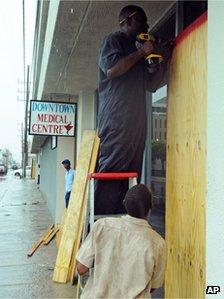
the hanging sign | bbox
[29,100,77,137]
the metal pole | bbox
[22,65,30,178]
[21,123,24,169]
[145,91,152,187]
[175,1,184,36]
[22,0,26,109]
[22,0,26,178]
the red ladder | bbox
[86,172,138,230]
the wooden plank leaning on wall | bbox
[53,130,99,283]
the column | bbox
[76,90,96,159]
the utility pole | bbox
[22,0,26,110]
[21,0,26,178]
[22,65,30,178]
[21,123,24,169]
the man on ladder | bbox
[76,185,166,298]
[75,5,170,296]
[95,5,172,215]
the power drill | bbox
[136,33,164,72]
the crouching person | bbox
[76,184,166,298]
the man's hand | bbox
[140,41,154,56]
[76,261,89,276]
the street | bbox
[0,173,75,298]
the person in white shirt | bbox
[62,159,75,208]
[76,184,166,298]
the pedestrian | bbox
[37,164,40,185]
[76,184,166,298]
[95,5,172,214]
[62,159,75,208]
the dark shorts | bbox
[65,192,71,208]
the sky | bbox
[0,0,36,162]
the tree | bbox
[152,140,166,170]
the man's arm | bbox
[76,222,98,275]
[107,41,154,78]
[151,241,166,290]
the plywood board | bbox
[69,134,100,283]
[53,130,96,283]
[165,14,207,298]
[68,192,88,283]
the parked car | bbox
[11,164,18,170]
[13,166,32,178]
[0,164,7,174]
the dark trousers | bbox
[94,180,128,214]
[65,192,71,208]
[94,128,145,215]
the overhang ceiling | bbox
[43,0,175,97]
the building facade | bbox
[29,1,224,297]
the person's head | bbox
[62,159,71,171]
[123,184,153,219]
[119,5,149,37]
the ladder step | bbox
[88,172,138,180]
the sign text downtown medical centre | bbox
[29,100,77,137]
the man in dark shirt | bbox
[95,5,171,215]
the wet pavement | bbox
[0,173,75,298]
[0,172,164,298]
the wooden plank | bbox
[43,228,59,245]
[53,130,96,283]
[68,192,88,283]
[68,134,100,283]
[43,226,55,242]
[27,224,54,257]
[165,19,206,298]
[88,135,100,175]
[56,209,67,248]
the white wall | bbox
[55,136,75,223]
[207,1,224,297]
[39,136,75,223]
[40,138,57,218]
[76,91,95,159]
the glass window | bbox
[151,85,167,237]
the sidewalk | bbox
[0,174,75,298]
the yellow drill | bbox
[137,33,164,63]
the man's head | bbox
[123,184,153,219]
[62,159,71,171]
[119,5,149,37]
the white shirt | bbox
[76,215,166,299]
[65,168,75,192]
